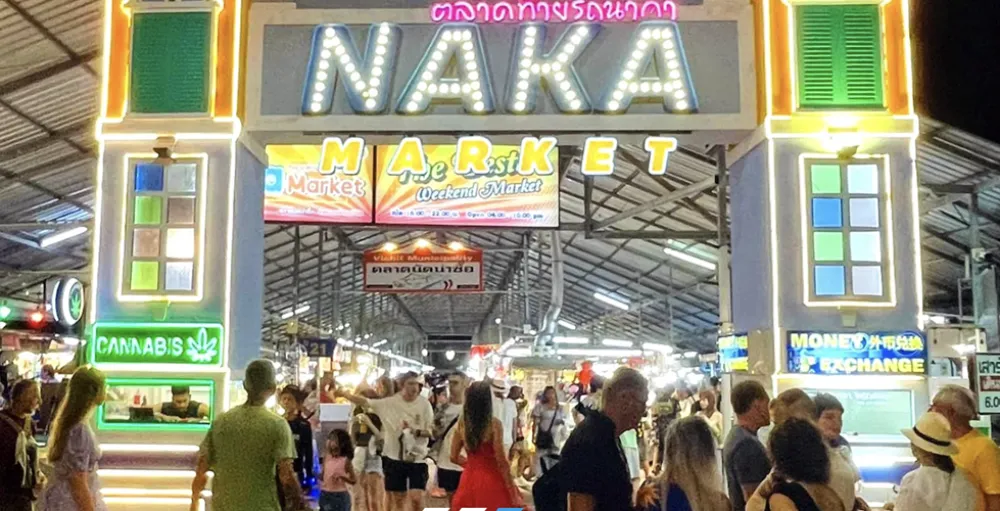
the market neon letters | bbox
[518,136,557,175]
[581,136,618,175]
[302,21,695,115]
[319,137,366,175]
[91,323,224,366]
[644,136,678,175]
[455,136,493,174]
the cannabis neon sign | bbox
[90,323,224,366]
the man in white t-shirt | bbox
[433,372,468,503]
[491,379,517,458]
[337,372,434,511]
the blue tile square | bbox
[135,163,164,192]
[264,166,284,194]
[815,265,846,296]
[812,198,843,228]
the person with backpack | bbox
[761,418,844,511]
[349,389,385,511]
[531,386,564,478]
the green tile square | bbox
[813,231,844,261]
[130,261,159,291]
[134,196,163,225]
[811,164,842,194]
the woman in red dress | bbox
[450,381,525,509]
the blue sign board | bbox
[301,337,336,358]
[718,333,748,372]
[787,331,927,375]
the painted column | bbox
[730,0,921,492]
[90,0,255,508]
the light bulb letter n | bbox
[302,23,400,115]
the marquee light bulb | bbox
[396,25,495,115]
[506,23,599,114]
[303,23,399,115]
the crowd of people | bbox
[2,361,1000,511]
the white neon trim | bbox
[767,139,781,392]
[909,137,924,329]
[89,141,106,325]
[798,153,897,308]
[116,153,209,303]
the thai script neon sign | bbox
[303,21,696,116]
[90,322,224,366]
[428,0,678,23]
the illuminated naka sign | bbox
[429,0,678,23]
[787,331,926,375]
[318,135,678,177]
[91,323,224,366]
[303,21,696,115]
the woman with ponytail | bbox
[40,366,107,511]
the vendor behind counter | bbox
[153,386,209,423]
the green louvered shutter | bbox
[796,4,884,110]
[130,12,212,114]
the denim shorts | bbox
[319,491,351,511]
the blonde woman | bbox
[40,366,107,511]
[638,416,730,511]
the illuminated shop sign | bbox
[375,140,559,227]
[303,21,697,115]
[429,0,679,23]
[717,333,748,372]
[787,331,926,375]
[90,323,224,366]
[264,143,375,223]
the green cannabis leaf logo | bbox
[186,328,219,363]
[68,287,83,320]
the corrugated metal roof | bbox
[0,0,998,353]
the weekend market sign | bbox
[90,323,224,366]
[246,1,752,136]
[786,331,927,375]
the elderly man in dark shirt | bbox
[561,367,648,511]
[0,380,42,511]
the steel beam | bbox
[591,177,717,230]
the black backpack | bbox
[531,456,565,511]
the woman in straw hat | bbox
[888,411,977,511]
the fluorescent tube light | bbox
[554,336,589,345]
[593,292,630,311]
[642,343,675,354]
[280,304,310,319]
[683,351,698,358]
[558,348,643,358]
[40,226,88,248]
[557,319,576,330]
[663,246,716,271]
[372,340,388,348]
[602,339,633,347]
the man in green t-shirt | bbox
[190,360,305,511]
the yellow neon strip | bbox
[104,497,205,509]
[775,373,924,384]
[98,133,237,142]
[99,469,197,478]
[900,0,915,113]
[100,444,200,452]
[798,153,897,308]
[91,363,230,374]
[762,0,774,117]
[117,153,208,303]
[103,488,212,497]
